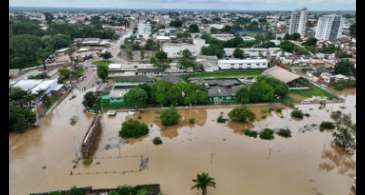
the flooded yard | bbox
[9,89,356,195]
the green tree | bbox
[10,21,44,36]
[119,119,149,138]
[69,186,86,195]
[126,47,133,60]
[138,84,154,104]
[236,87,250,104]
[233,48,244,59]
[160,107,181,126]
[303,37,318,47]
[332,113,356,153]
[9,101,36,133]
[249,81,274,102]
[178,50,196,69]
[192,172,216,195]
[256,76,289,98]
[189,24,200,33]
[50,34,72,50]
[124,87,148,108]
[144,39,158,50]
[140,48,145,60]
[96,64,109,81]
[334,59,355,76]
[151,50,169,70]
[100,51,113,59]
[9,34,44,69]
[82,91,98,110]
[152,80,173,105]
[228,106,255,122]
[58,66,71,83]
[350,23,356,37]
[9,87,35,108]
[169,20,183,28]
[44,12,54,24]
[201,45,224,59]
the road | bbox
[110,23,135,64]
[76,60,98,91]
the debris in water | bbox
[105,144,111,150]
[70,116,78,125]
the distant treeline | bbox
[9,16,118,69]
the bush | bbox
[119,119,149,138]
[320,121,335,131]
[332,79,356,91]
[275,108,282,113]
[189,117,195,124]
[277,128,292,138]
[291,109,304,119]
[217,116,227,123]
[69,186,86,195]
[160,107,180,126]
[152,137,163,145]
[244,129,258,138]
[259,128,274,140]
[228,106,255,122]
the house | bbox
[190,78,246,104]
[262,66,309,89]
[108,64,123,72]
[108,63,162,77]
[217,59,268,70]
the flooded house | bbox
[190,78,247,104]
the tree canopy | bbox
[160,107,181,126]
[9,87,36,133]
[228,106,255,122]
[334,59,355,76]
[96,64,109,81]
[124,87,148,108]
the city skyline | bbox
[9,0,356,11]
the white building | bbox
[315,14,343,41]
[288,8,308,36]
[12,79,59,95]
[217,59,268,70]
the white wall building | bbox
[12,79,59,95]
[288,8,308,36]
[315,14,343,41]
[217,59,268,70]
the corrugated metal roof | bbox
[262,66,300,83]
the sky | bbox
[9,0,356,11]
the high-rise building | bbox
[288,8,308,36]
[315,14,343,41]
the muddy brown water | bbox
[9,89,356,195]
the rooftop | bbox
[262,66,300,83]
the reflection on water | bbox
[9,91,356,195]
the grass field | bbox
[289,85,337,99]
[186,69,264,79]
[92,60,113,66]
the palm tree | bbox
[192,172,216,195]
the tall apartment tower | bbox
[288,8,308,36]
[315,14,343,41]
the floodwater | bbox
[9,89,356,195]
